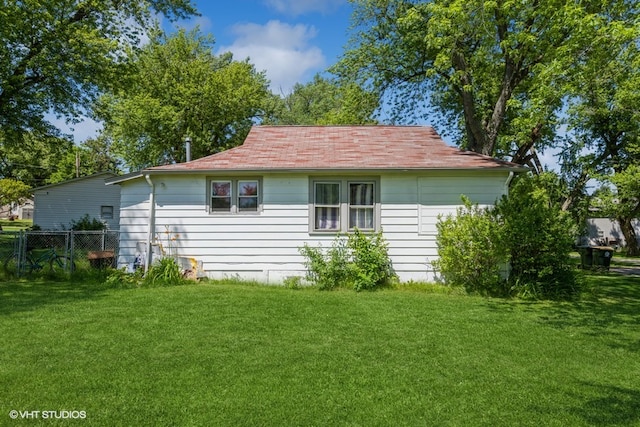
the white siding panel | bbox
[33,174,121,230]
[116,171,510,283]
[380,172,509,281]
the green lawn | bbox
[1,274,639,426]
[0,219,32,232]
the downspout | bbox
[144,174,156,272]
[505,171,515,191]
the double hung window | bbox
[311,179,378,232]
[314,183,340,230]
[349,183,375,230]
[209,179,261,214]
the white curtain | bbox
[349,183,374,229]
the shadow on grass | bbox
[0,272,112,316]
[570,382,640,426]
[486,272,640,353]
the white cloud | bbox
[264,0,345,16]
[219,20,325,94]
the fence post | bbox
[17,230,25,276]
[69,230,74,269]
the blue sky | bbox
[170,0,354,93]
[58,0,354,141]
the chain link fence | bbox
[1,230,119,276]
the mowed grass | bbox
[1,274,639,426]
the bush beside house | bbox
[435,174,580,299]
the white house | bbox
[107,126,526,282]
[32,172,121,230]
[1,198,33,220]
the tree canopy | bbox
[561,38,640,254]
[264,74,379,125]
[0,178,31,208]
[0,0,197,146]
[95,29,271,170]
[0,133,73,187]
[337,0,639,169]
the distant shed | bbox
[32,172,121,230]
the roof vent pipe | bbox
[185,136,192,162]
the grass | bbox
[0,219,32,232]
[1,272,639,426]
[0,221,30,260]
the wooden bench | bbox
[88,250,115,268]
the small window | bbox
[100,205,114,219]
[208,178,262,214]
[211,181,232,212]
[238,180,259,212]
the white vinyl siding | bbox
[381,172,509,281]
[115,170,510,282]
[32,173,121,230]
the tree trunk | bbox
[617,216,639,256]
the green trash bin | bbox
[592,246,614,270]
[577,246,593,269]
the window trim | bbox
[309,177,380,233]
[100,205,114,220]
[207,177,262,215]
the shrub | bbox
[299,237,350,290]
[103,257,188,288]
[300,229,397,291]
[69,214,107,231]
[104,267,145,289]
[433,197,506,295]
[143,257,186,287]
[495,173,580,299]
[347,229,396,291]
[434,173,580,300]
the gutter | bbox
[144,174,156,272]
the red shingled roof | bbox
[149,125,523,171]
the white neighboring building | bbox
[32,172,121,230]
[584,217,640,248]
[1,199,33,220]
[107,126,526,283]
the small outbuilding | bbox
[32,172,121,230]
[107,126,526,282]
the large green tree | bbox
[0,133,73,187]
[264,74,379,125]
[0,133,117,187]
[95,29,271,170]
[0,0,197,145]
[337,0,638,168]
[561,38,640,254]
[0,178,32,208]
